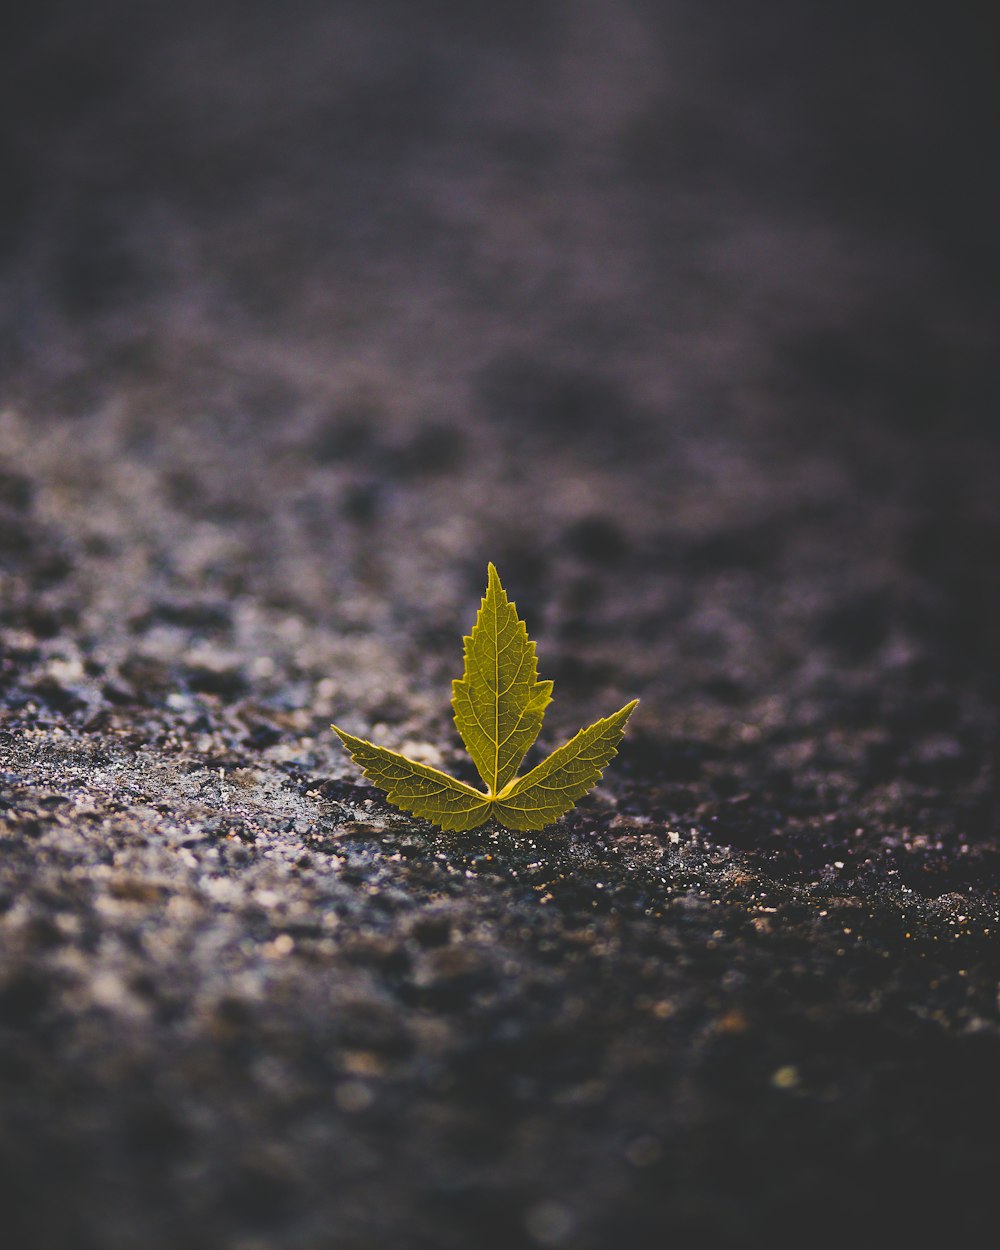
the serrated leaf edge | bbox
[331,724,493,831]
[495,700,639,801]
[330,567,639,832]
[450,562,553,793]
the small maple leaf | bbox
[332,564,638,832]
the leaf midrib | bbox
[493,584,499,795]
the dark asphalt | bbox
[1,3,998,1248]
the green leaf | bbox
[330,726,492,832]
[331,565,638,833]
[493,700,638,830]
[452,562,553,793]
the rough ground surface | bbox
[1,3,998,1247]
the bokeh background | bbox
[1,2,998,1248]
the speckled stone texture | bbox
[1,2,998,1248]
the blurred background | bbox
[3,0,997,724]
[2,0,997,829]
[1,2,998,1247]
